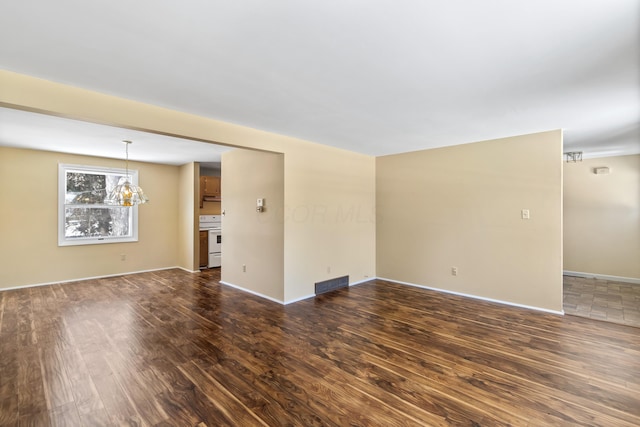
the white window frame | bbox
[58,163,140,246]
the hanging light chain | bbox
[123,140,131,180]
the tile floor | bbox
[563,275,640,328]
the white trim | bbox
[218,278,376,305]
[0,267,184,292]
[349,277,375,287]
[283,278,373,304]
[284,293,316,305]
[219,281,284,305]
[58,163,140,246]
[563,270,640,285]
[2,270,569,316]
[377,277,565,315]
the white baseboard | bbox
[0,266,184,292]
[377,277,565,315]
[219,281,285,305]
[283,277,374,304]
[349,277,375,287]
[284,293,316,305]
[282,277,373,304]
[3,269,571,316]
[563,271,640,285]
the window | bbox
[58,164,140,246]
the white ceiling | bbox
[0,0,638,162]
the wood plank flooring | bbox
[1,269,639,426]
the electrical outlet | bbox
[521,209,530,220]
[451,267,458,276]
[120,254,126,261]
[242,264,246,273]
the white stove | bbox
[199,215,221,268]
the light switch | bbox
[521,209,530,220]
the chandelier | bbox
[105,140,149,206]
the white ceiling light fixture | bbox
[106,140,149,206]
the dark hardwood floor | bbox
[1,269,639,426]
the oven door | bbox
[208,229,222,253]
[208,252,221,268]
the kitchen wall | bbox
[221,149,285,301]
[0,146,180,289]
[0,70,377,302]
[563,154,640,281]
[376,130,564,312]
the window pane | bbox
[64,207,131,239]
[65,172,123,204]
[59,164,138,246]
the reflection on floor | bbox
[563,275,640,328]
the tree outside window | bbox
[58,164,139,246]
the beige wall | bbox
[0,147,180,289]
[564,154,640,280]
[221,149,285,301]
[2,71,565,309]
[0,70,377,301]
[177,162,198,272]
[283,144,377,301]
[376,130,564,312]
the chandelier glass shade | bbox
[105,140,149,206]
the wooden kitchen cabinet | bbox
[201,176,221,199]
[199,230,208,268]
[200,175,221,207]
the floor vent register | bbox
[315,275,349,295]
